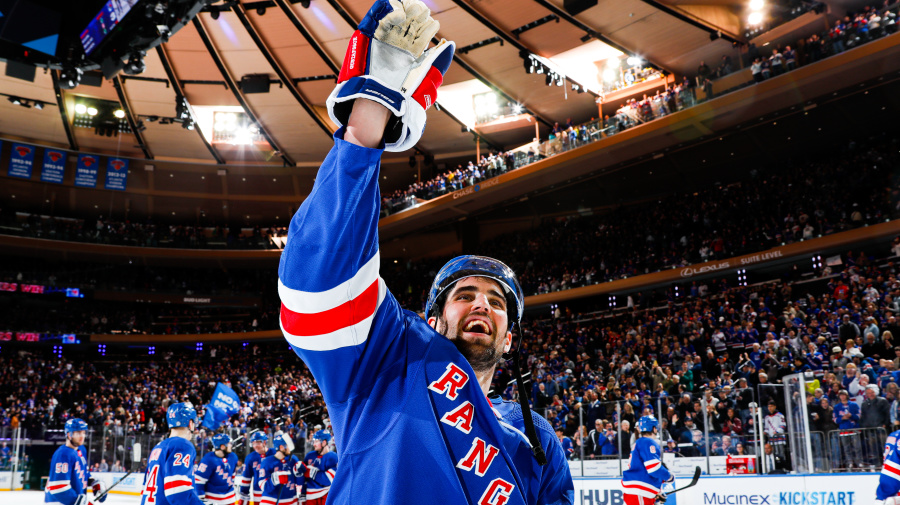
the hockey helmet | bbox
[425,255,524,326]
[65,418,89,434]
[312,430,332,443]
[249,431,268,443]
[274,433,295,453]
[211,433,231,449]
[166,402,198,429]
[636,415,659,433]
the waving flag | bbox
[201,382,242,430]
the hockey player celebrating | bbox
[878,428,900,504]
[139,403,204,505]
[301,430,337,505]
[622,416,674,505]
[257,433,302,505]
[45,418,106,505]
[277,1,573,503]
[278,0,574,505]
[238,432,275,505]
[194,433,238,505]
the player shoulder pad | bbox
[323,452,338,466]
[169,436,196,453]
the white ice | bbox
[2,490,143,504]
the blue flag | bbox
[201,382,241,430]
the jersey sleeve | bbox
[878,435,900,499]
[537,429,574,505]
[46,449,79,505]
[308,452,338,488]
[193,453,214,498]
[258,459,280,496]
[278,134,408,406]
[238,453,255,500]
[163,441,204,505]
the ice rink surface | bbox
[4,490,143,504]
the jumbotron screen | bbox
[79,0,140,55]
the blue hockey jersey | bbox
[302,450,337,501]
[622,437,672,499]
[878,429,900,500]
[278,132,574,505]
[45,445,88,505]
[258,454,301,505]
[194,451,238,504]
[238,448,276,502]
[139,437,204,505]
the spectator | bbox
[860,384,890,430]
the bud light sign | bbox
[74,154,99,188]
[41,150,67,184]
[8,143,35,179]
[105,157,129,190]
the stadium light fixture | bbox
[748,11,763,25]
[114,109,125,119]
[749,0,764,10]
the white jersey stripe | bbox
[282,279,385,351]
[164,484,194,495]
[278,252,380,313]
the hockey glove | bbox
[326,0,455,152]
[293,460,307,479]
[306,465,319,480]
[656,491,668,504]
[89,478,107,503]
[272,471,290,486]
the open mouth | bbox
[463,319,491,335]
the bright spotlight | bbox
[748,11,763,24]
[114,109,125,119]
[749,0,764,10]
[87,107,98,116]
[75,103,87,115]
[232,127,254,145]
[627,56,642,66]
[602,68,617,82]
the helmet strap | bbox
[509,324,547,466]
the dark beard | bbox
[436,317,502,373]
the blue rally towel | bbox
[201,382,241,430]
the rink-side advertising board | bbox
[0,471,25,491]
[90,472,144,495]
[574,473,878,505]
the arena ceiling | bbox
[0,0,859,171]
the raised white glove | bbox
[327,0,454,152]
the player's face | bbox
[430,277,512,373]
[68,431,86,446]
[313,439,326,452]
[253,441,266,454]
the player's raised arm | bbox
[277,0,453,404]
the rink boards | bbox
[10,471,881,504]
[573,473,880,505]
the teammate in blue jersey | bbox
[238,432,276,505]
[139,403,204,505]
[878,429,900,504]
[622,416,674,505]
[194,433,238,505]
[277,2,573,504]
[257,433,302,505]
[45,418,106,505]
[301,430,337,505]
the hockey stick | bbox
[94,442,143,502]
[93,471,134,502]
[668,466,701,495]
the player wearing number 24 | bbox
[139,403,205,505]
